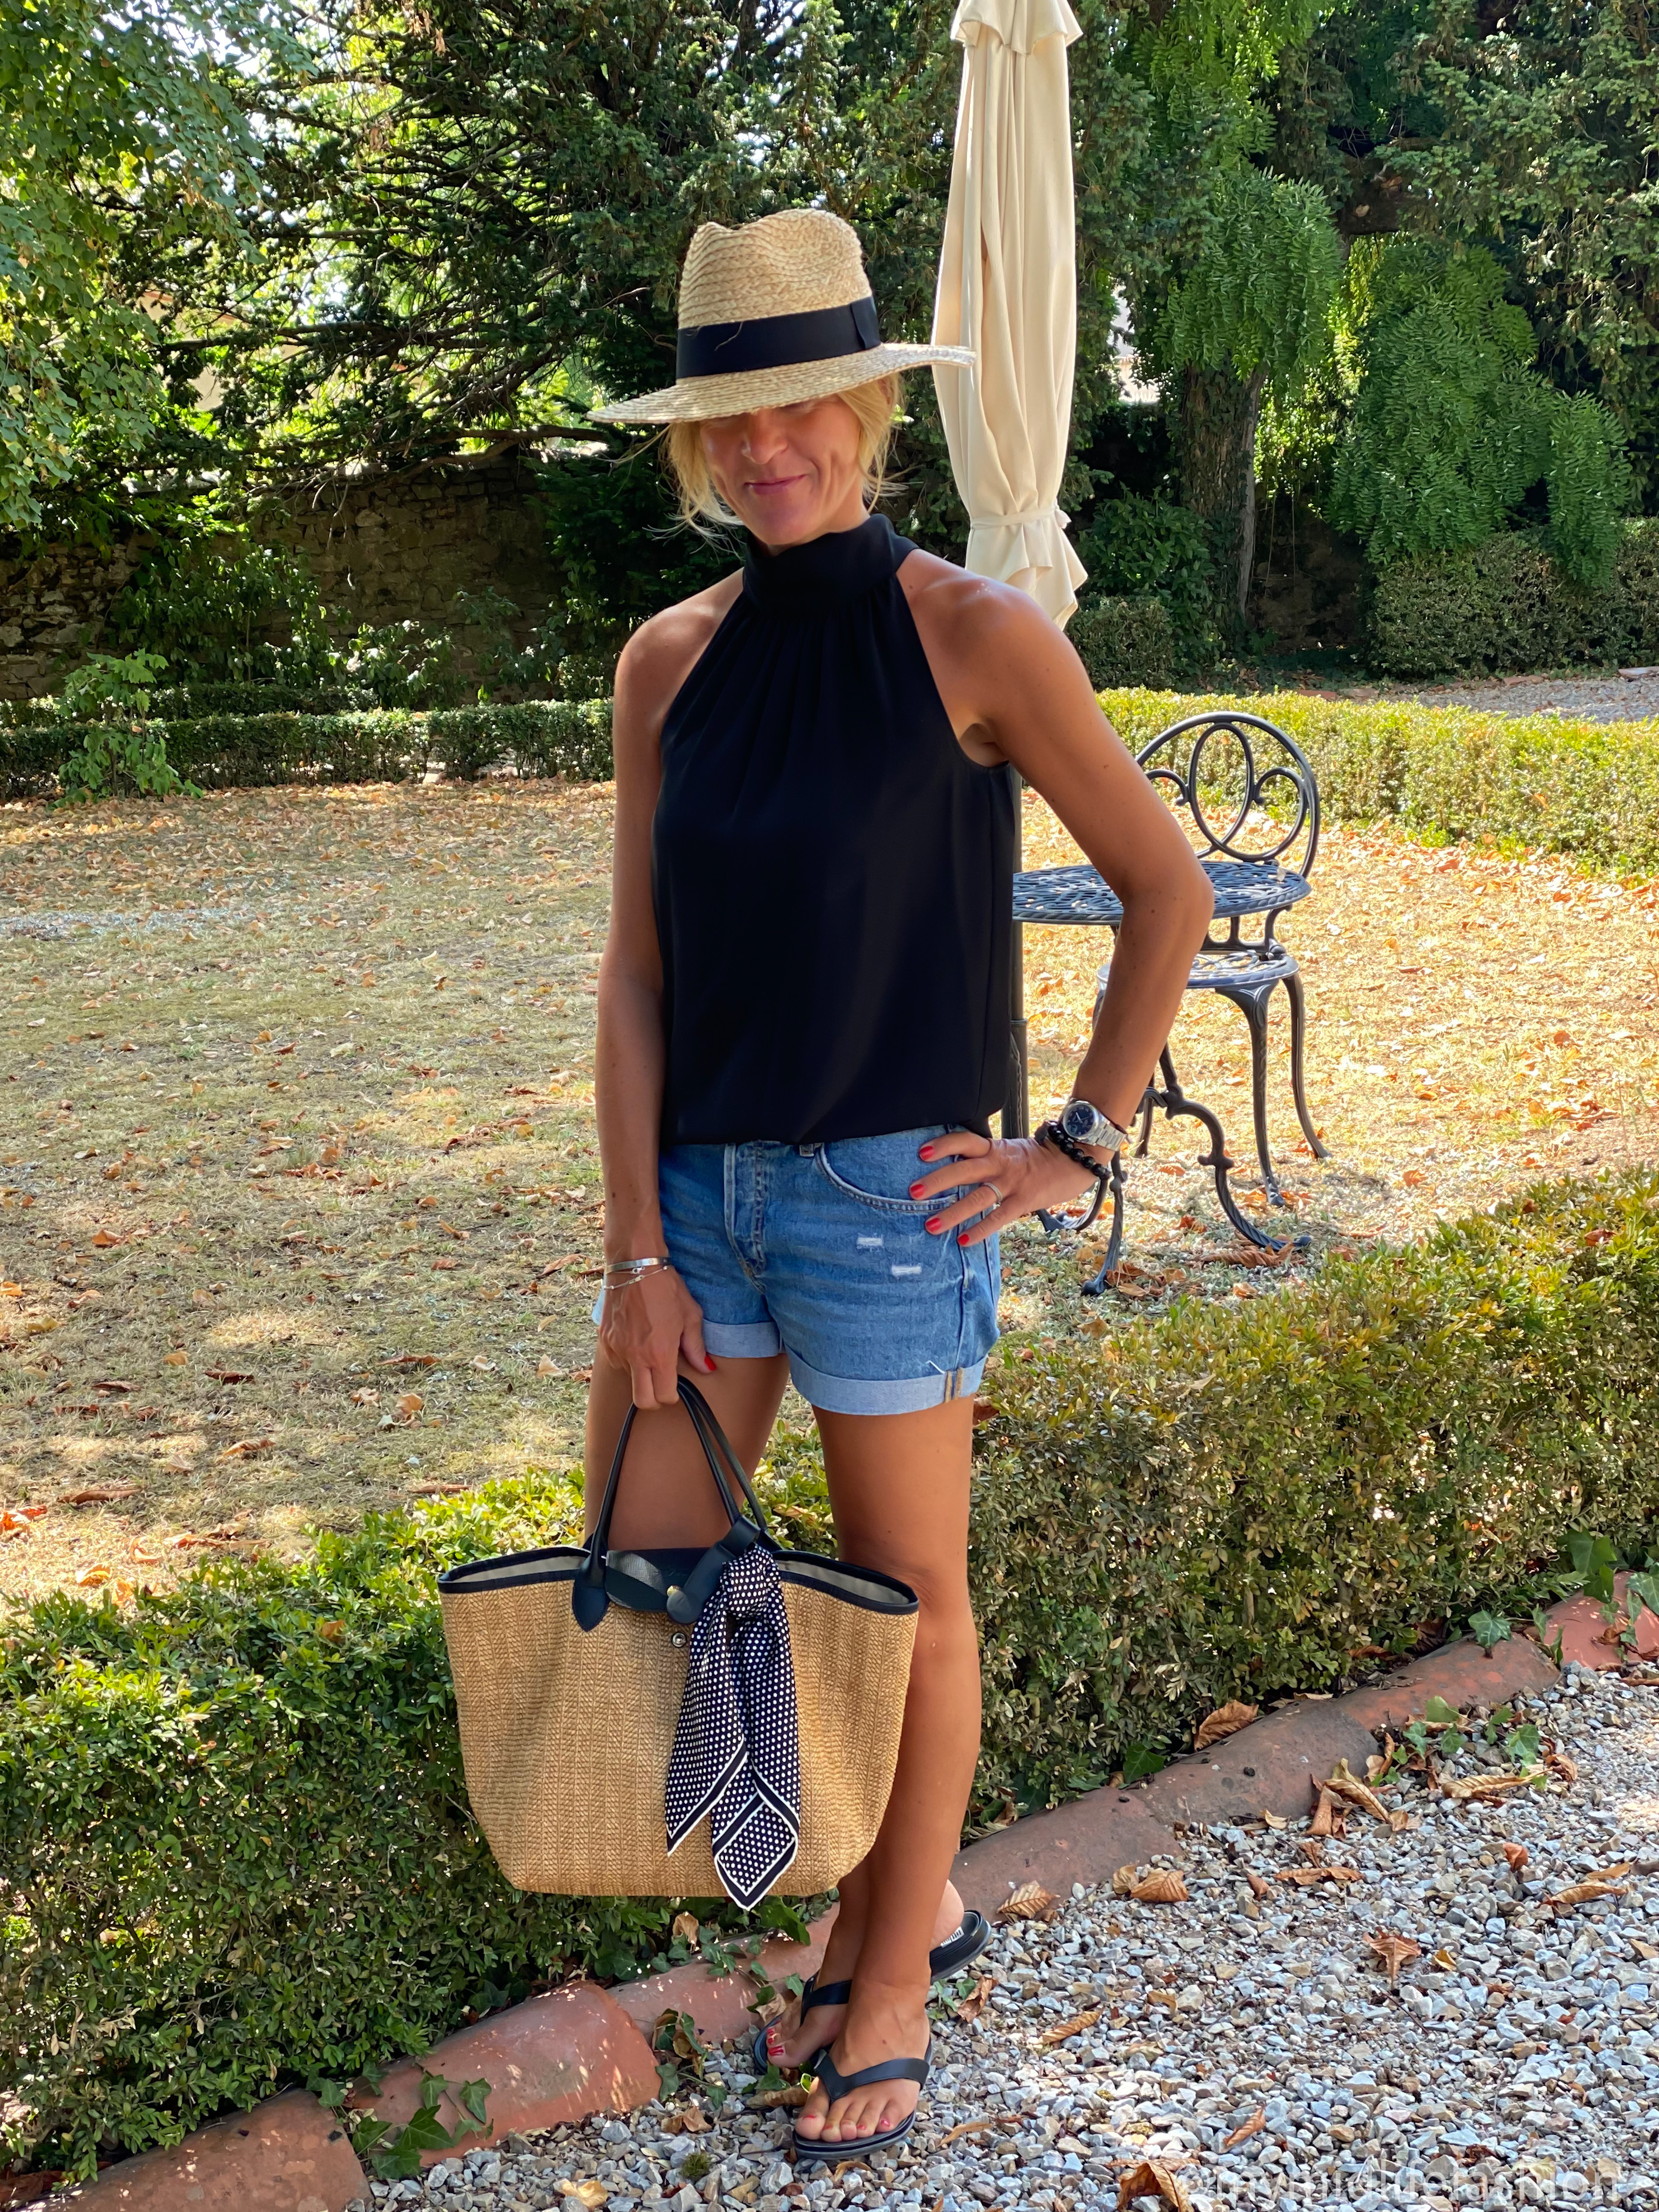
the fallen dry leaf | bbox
[384,1352,439,1369]
[1244,1870,1269,1900]
[558,2183,608,2208]
[941,2116,1013,2145]
[409,1481,466,1496]
[1430,1945,1457,1972]
[162,1350,187,1366]
[1547,1746,1579,1784]
[0,1282,20,1298]
[1325,1757,1406,1828]
[397,1392,424,1420]
[1039,2008,1103,2048]
[671,1912,700,1945]
[217,1436,276,1460]
[1553,1864,1633,1908]
[1131,1868,1190,1905]
[205,1368,253,1384]
[996,1883,1061,1925]
[1195,1700,1258,1749]
[1277,1864,1362,1886]
[1258,1809,1289,1830]
[1438,1773,1535,1803]
[745,2082,810,2112]
[1222,2109,1267,2150]
[1308,1788,1343,1840]
[1503,1843,1530,1874]
[59,1484,138,1505]
[953,1974,995,2024]
[90,1229,122,1248]
[1117,2157,1192,2212]
[1365,1931,1423,1986]
[73,1563,112,1587]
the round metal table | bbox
[1013,855,1318,1285]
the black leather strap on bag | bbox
[573,1379,776,1632]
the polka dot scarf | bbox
[666,1543,800,1908]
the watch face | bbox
[1060,1099,1102,1142]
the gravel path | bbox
[357,1660,1659,2212]
[1372,671,1659,724]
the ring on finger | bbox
[978,1180,1003,1206]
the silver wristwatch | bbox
[1059,1095,1133,1155]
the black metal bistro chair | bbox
[1014,710,1328,1287]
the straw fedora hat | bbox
[590,209,974,425]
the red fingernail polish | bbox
[957,1232,970,1245]
[918,1146,934,1160]
[926,1216,941,1232]
[705,1354,718,1369]
[908,1181,925,1198]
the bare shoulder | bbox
[614,571,744,736]
[896,547,1074,678]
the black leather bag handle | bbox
[574,1379,772,1631]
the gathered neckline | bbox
[742,512,909,616]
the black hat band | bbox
[676,295,882,381]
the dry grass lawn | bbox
[2,767,1657,1601]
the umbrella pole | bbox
[1003,762,1030,1139]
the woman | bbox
[586,209,1213,2163]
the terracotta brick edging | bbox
[63,1600,1622,2209]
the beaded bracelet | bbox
[1034,1121,1111,1233]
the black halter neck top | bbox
[652,512,1015,1148]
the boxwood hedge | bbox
[6,1171,1658,2177]
[1097,687,1659,877]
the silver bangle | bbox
[603,1255,671,1289]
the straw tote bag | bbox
[439,1380,918,1900]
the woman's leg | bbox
[583,1353,790,1549]
[792,1396,979,2146]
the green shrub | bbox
[58,723,196,805]
[7,1175,1658,2177]
[1097,684,1659,875]
[1368,520,1659,678]
[0,700,614,800]
[1073,492,1218,666]
[1067,597,1178,690]
[147,681,380,719]
[969,1169,1659,1818]
[0,1471,807,2180]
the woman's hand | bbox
[908,1128,1103,1248]
[597,1265,716,1410]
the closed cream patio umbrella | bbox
[931,0,1087,1131]
[931,0,1088,627]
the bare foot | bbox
[792,1984,930,2147]
[762,1882,963,2073]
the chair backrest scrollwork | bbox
[1135,711,1320,880]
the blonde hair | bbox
[663,376,902,529]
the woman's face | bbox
[698,394,867,546]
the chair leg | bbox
[1081,1151,1129,1295]
[1284,967,1328,1159]
[1210,983,1282,1201]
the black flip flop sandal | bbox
[791,2038,931,2170]
[751,1972,851,2075]
[753,1911,992,2073]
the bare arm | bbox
[593,586,737,1405]
[906,566,1214,1238]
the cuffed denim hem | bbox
[784,1352,987,1416]
[700,1317,784,1360]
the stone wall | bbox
[0,448,559,700]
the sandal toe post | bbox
[751,1974,852,2075]
[791,2040,931,2170]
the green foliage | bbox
[0,0,288,532]
[0,1477,790,2179]
[1074,494,1219,665]
[1161,166,1342,396]
[106,536,335,687]
[1329,240,1632,587]
[353,2072,491,2181]
[1366,519,1659,677]
[1097,677,1659,874]
[969,1170,1659,1818]
[0,700,614,802]
[1067,599,1179,690]
[58,650,169,721]
[57,724,196,806]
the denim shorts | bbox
[593,1126,1000,1416]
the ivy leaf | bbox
[1470,1610,1511,1652]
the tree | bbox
[0,0,289,536]
[1159,166,1342,621]
[1327,237,1631,587]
